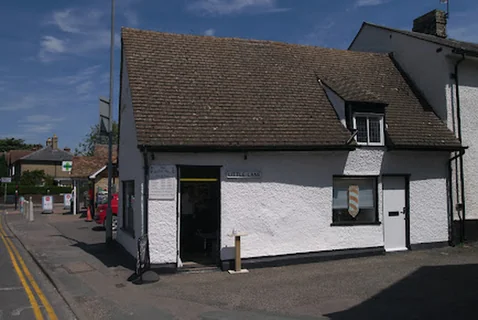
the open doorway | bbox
[178,166,220,268]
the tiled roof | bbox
[356,22,478,55]
[70,146,118,179]
[7,150,35,165]
[122,28,461,150]
[20,146,73,162]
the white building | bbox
[349,9,478,242]
[116,27,462,272]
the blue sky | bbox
[0,0,477,150]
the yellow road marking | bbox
[0,217,58,320]
[0,227,44,320]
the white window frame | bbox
[352,113,385,146]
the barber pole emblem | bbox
[348,185,360,217]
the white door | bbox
[383,176,408,252]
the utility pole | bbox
[106,0,115,244]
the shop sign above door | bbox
[226,170,262,179]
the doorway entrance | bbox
[382,175,410,252]
[178,166,221,267]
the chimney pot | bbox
[52,134,58,149]
[412,9,447,38]
[64,147,71,153]
[46,137,52,147]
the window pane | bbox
[355,117,368,143]
[369,117,381,143]
[332,177,377,223]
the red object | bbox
[95,193,118,225]
[85,206,93,222]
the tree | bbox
[0,138,42,152]
[19,170,53,186]
[75,121,119,156]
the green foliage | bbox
[0,137,42,152]
[19,170,54,186]
[5,184,71,195]
[75,121,119,156]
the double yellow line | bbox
[0,215,58,320]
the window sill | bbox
[120,227,135,239]
[331,221,381,227]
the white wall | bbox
[323,85,346,127]
[458,59,478,221]
[351,26,478,221]
[147,149,449,265]
[116,55,144,257]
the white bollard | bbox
[24,200,28,219]
[29,197,34,222]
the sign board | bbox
[348,185,360,218]
[99,97,110,135]
[62,161,73,172]
[64,193,72,209]
[1,177,12,183]
[149,165,176,200]
[42,196,54,213]
[226,170,262,179]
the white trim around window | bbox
[352,113,385,146]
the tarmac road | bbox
[0,208,76,320]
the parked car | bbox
[95,193,118,231]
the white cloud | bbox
[355,0,389,7]
[21,115,65,124]
[187,0,289,15]
[204,28,216,36]
[39,8,120,62]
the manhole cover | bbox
[63,262,95,274]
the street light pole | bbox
[106,0,115,244]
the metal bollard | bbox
[24,200,28,219]
[29,197,34,222]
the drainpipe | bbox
[453,54,466,242]
[142,146,150,236]
[447,149,466,245]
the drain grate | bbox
[63,261,95,274]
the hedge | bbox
[2,185,72,195]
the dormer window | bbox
[353,113,384,146]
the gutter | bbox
[452,53,467,243]
[137,144,356,153]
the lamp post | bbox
[106,0,115,244]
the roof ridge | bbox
[20,146,50,160]
[121,27,388,57]
[362,21,478,51]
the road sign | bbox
[99,97,110,135]
[64,193,72,209]
[1,177,12,183]
[62,161,73,172]
[42,196,53,213]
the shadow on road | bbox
[51,233,135,271]
[325,264,478,320]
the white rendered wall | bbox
[147,149,449,265]
[116,56,144,257]
[350,26,478,220]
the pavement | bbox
[3,206,478,319]
[0,210,76,319]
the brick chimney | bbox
[63,147,71,153]
[52,134,58,149]
[412,9,447,38]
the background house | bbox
[349,9,478,241]
[71,145,118,212]
[8,134,73,185]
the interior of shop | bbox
[179,166,220,267]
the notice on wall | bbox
[149,165,176,200]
